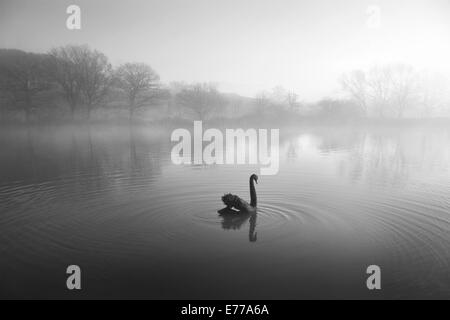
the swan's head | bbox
[250,174,258,184]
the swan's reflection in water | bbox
[218,208,258,242]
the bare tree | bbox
[48,45,83,119]
[115,62,160,120]
[388,64,417,118]
[175,83,225,120]
[366,66,393,118]
[0,49,52,122]
[72,45,112,119]
[342,64,419,118]
[416,71,448,118]
[340,70,368,116]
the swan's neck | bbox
[250,176,257,207]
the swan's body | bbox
[221,174,258,212]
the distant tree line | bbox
[340,64,450,118]
[0,45,168,122]
[0,45,449,123]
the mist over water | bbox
[0,124,449,299]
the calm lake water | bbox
[0,124,449,299]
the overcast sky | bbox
[0,0,449,100]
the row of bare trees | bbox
[1,45,448,122]
[340,64,449,118]
[252,70,449,120]
[254,86,302,117]
[174,83,226,120]
[0,45,235,122]
[49,45,165,120]
[0,45,165,121]
[49,45,112,119]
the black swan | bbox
[221,174,258,212]
[218,174,258,242]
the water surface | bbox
[0,124,449,299]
